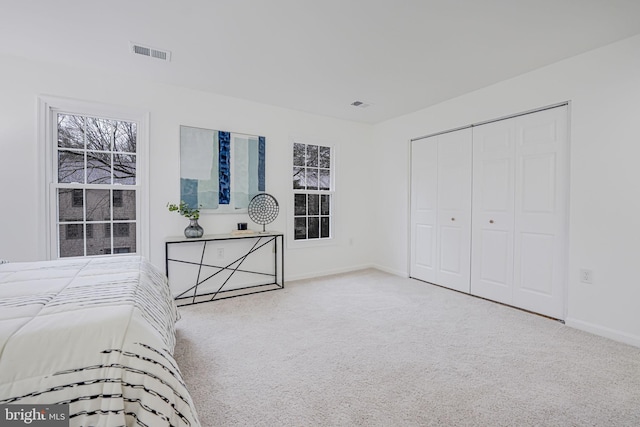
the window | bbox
[40,97,148,259]
[292,142,333,241]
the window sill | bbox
[286,236,336,250]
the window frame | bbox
[288,137,336,248]
[38,96,149,260]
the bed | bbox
[0,256,200,427]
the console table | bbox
[165,232,284,306]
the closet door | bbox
[471,120,516,304]
[436,129,472,292]
[410,129,472,292]
[471,105,568,319]
[512,106,567,319]
[410,138,438,283]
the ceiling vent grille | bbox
[131,43,171,62]
[351,100,371,108]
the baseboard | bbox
[565,317,640,348]
[371,264,409,278]
[286,264,376,282]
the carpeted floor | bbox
[173,269,640,427]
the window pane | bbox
[321,217,330,238]
[321,195,330,215]
[114,121,137,153]
[88,223,111,256]
[58,150,85,183]
[294,217,307,240]
[113,190,123,207]
[293,143,306,166]
[308,217,320,239]
[58,189,83,221]
[87,236,108,256]
[110,189,137,221]
[86,117,114,152]
[59,225,84,257]
[294,194,307,216]
[86,151,112,184]
[319,146,331,168]
[293,167,305,189]
[306,168,318,190]
[115,223,136,253]
[113,154,136,185]
[319,169,331,190]
[307,145,318,167]
[113,223,130,237]
[86,189,111,221]
[57,114,85,149]
[308,194,319,215]
[65,223,83,240]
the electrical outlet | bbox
[580,269,593,284]
[217,248,224,259]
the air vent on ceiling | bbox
[130,43,171,62]
[351,100,371,108]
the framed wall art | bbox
[180,125,265,213]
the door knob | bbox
[489,220,494,224]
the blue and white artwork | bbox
[180,126,265,213]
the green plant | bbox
[167,201,201,220]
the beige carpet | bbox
[173,269,640,427]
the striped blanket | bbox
[0,256,200,427]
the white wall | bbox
[2,33,640,348]
[372,34,640,346]
[0,54,374,280]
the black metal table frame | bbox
[165,232,284,306]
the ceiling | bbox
[1,0,640,124]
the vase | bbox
[184,219,204,238]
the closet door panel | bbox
[518,232,555,295]
[436,129,472,292]
[471,121,515,304]
[410,138,438,282]
[513,106,568,319]
[479,229,511,283]
[414,224,435,271]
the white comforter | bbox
[0,256,200,427]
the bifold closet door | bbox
[410,138,438,283]
[410,129,472,293]
[470,120,515,304]
[471,106,568,319]
[512,107,568,318]
[436,129,472,292]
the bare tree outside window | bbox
[56,113,138,258]
[292,142,333,241]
